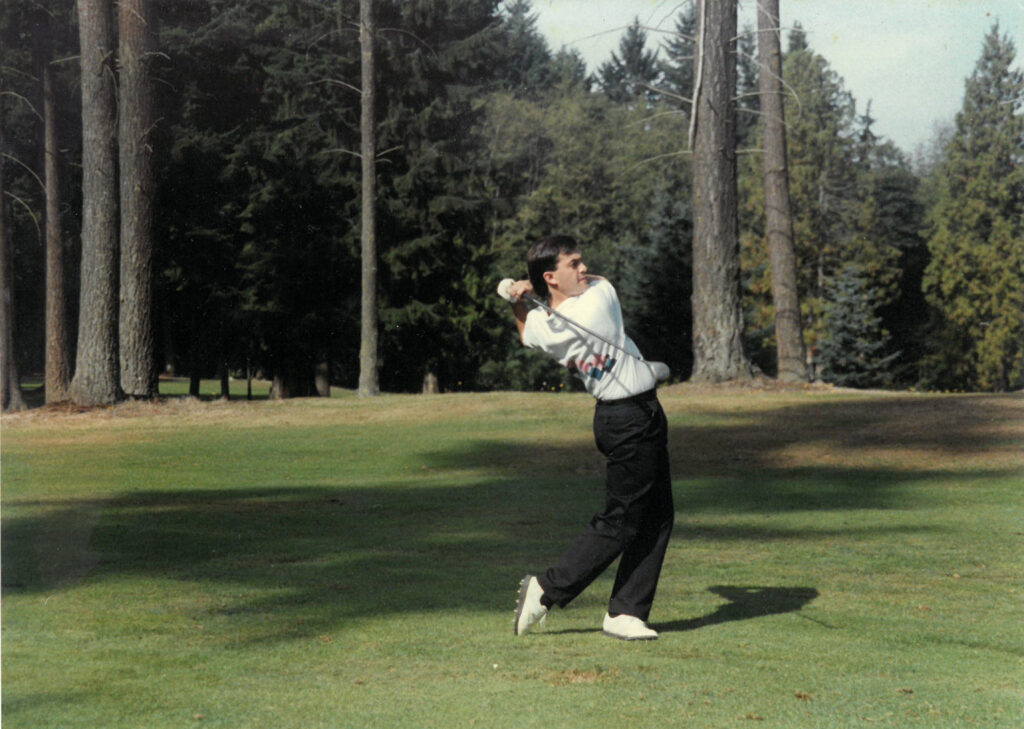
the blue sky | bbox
[531,0,1024,154]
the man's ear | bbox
[543,269,558,289]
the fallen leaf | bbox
[897,687,914,694]
[795,691,813,701]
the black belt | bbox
[595,388,657,407]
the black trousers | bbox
[537,389,674,622]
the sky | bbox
[531,0,1024,154]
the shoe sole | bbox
[602,630,658,641]
[513,574,533,636]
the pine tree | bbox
[550,48,590,92]
[619,175,694,379]
[817,263,899,388]
[372,0,512,392]
[156,0,363,396]
[70,0,122,405]
[735,25,759,147]
[778,39,859,374]
[690,0,751,382]
[494,0,552,95]
[40,4,75,403]
[660,5,697,108]
[0,90,28,411]
[597,18,660,103]
[358,0,380,397]
[755,0,805,382]
[119,0,159,398]
[923,24,1024,391]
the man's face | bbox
[546,251,588,298]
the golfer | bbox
[500,235,674,641]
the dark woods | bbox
[1,1,1021,404]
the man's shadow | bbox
[655,586,820,633]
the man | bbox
[501,235,674,641]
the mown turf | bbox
[2,387,1021,728]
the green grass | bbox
[2,387,1022,728]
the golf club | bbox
[497,278,670,383]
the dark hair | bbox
[527,235,579,300]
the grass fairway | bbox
[2,386,1022,728]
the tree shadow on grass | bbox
[0,475,932,646]
[2,393,1019,643]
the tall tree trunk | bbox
[757,0,807,382]
[0,94,28,413]
[357,0,380,396]
[118,0,157,398]
[41,16,72,403]
[44,59,72,403]
[219,362,230,400]
[314,360,331,397]
[690,0,751,382]
[70,0,121,405]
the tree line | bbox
[1,0,1021,410]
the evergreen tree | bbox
[777,38,859,373]
[372,0,510,392]
[787,23,808,53]
[850,130,927,386]
[659,4,696,110]
[690,0,751,382]
[119,0,159,398]
[494,0,552,95]
[156,0,363,395]
[40,2,77,403]
[1,0,81,400]
[358,0,380,397]
[597,18,660,103]
[923,24,1024,391]
[740,29,920,385]
[71,0,122,406]
[619,174,694,379]
[550,47,590,92]
[1,91,28,411]
[754,0,805,382]
[817,262,899,388]
[735,26,759,147]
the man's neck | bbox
[549,288,572,309]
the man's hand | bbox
[508,279,533,302]
[496,278,535,344]
[497,278,534,303]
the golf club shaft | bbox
[521,292,642,363]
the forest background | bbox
[1,0,1022,400]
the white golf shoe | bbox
[602,613,658,641]
[513,575,548,636]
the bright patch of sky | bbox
[531,0,1024,154]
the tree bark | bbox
[690,0,751,382]
[219,362,230,400]
[357,0,380,396]
[314,360,331,397]
[44,57,72,403]
[38,16,73,404]
[118,0,157,398]
[757,0,807,382]
[0,94,27,412]
[70,0,122,405]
